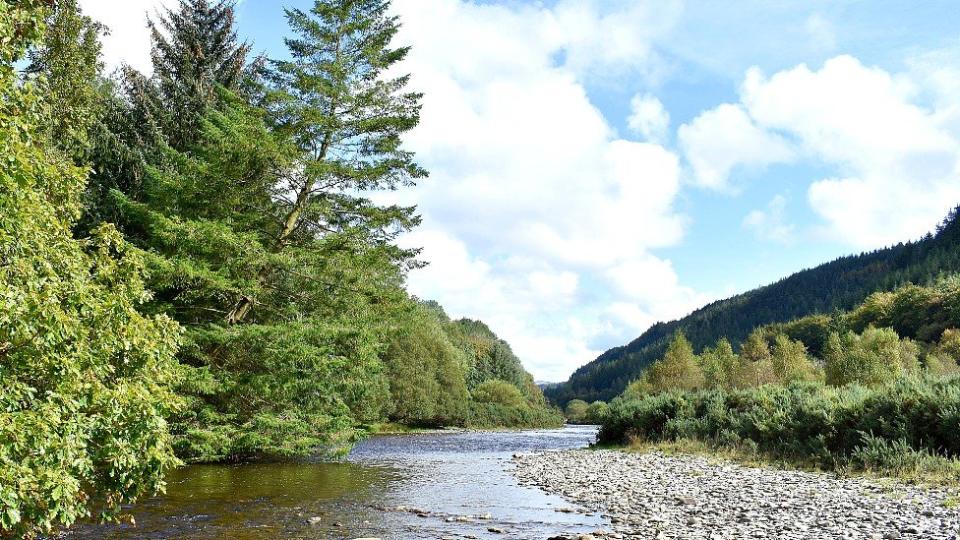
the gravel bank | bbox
[512,450,960,540]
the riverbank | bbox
[512,449,960,539]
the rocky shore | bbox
[512,450,960,540]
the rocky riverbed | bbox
[512,450,960,540]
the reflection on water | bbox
[65,425,603,539]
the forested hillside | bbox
[0,1,556,536]
[547,208,960,404]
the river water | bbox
[65,425,605,539]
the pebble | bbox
[511,450,960,540]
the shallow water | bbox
[65,425,605,539]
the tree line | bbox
[548,206,960,405]
[0,0,559,536]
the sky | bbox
[79,0,960,382]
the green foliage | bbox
[642,332,705,393]
[771,334,819,384]
[564,399,609,425]
[599,376,960,476]
[699,338,738,390]
[585,401,611,424]
[824,327,919,386]
[549,206,960,404]
[137,0,252,149]
[174,320,389,462]
[25,0,103,158]
[1,2,181,535]
[381,303,469,427]
[564,399,590,422]
[469,379,562,428]
[771,314,833,358]
[473,379,526,408]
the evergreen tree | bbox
[111,93,403,462]
[1,2,181,534]
[223,0,426,324]
[131,0,251,149]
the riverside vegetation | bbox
[0,0,559,537]
[598,277,960,481]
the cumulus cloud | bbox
[744,56,960,247]
[389,0,698,380]
[682,55,960,248]
[678,103,794,190]
[78,0,175,74]
[628,93,670,143]
[743,195,795,244]
[549,0,682,78]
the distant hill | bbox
[545,207,960,404]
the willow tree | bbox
[1,2,181,535]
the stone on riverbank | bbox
[512,450,960,540]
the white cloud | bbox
[743,195,795,244]
[389,0,699,380]
[682,55,960,248]
[549,0,682,78]
[678,103,794,190]
[79,0,175,74]
[743,56,960,247]
[628,93,670,143]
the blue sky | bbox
[82,0,960,381]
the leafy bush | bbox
[564,399,590,422]
[472,379,526,408]
[599,376,960,474]
[1,3,181,535]
[824,327,919,386]
[468,402,564,429]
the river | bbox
[64,425,605,539]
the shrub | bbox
[585,401,611,424]
[600,376,960,475]
[472,379,526,408]
[824,328,918,386]
[564,399,590,422]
